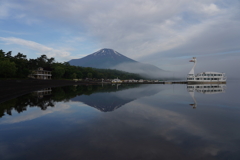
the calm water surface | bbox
[0,81,240,160]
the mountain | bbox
[69,48,136,68]
[69,48,166,78]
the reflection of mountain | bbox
[0,84,145,118]
[71,84,162,112]
[187,84,226,109]
[72,93,130,112]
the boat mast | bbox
[189,57,197,75]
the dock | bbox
[120,81,187,84]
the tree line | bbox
[0,49,142,80]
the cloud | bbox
[0,1,12,19]
[1,0,240,78]
[202,3,220,15]
[0,37,71,61]
[9,0,237,58]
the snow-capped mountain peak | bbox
[92,48,122,57]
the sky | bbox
[0,0,240,79]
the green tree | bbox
[52,66,65,79]
[13,52,29,78]
[71,73,77,79]
[0,60,17,78]
[14,52,26,59]
[0,50,5,59]
[76,71,83,79]
[5,51,12,58]
[97,73,104,79]
[87,72,92,78]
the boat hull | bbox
[188,81,226,84]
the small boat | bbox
[187,57,226,84]
[112,77,122,83]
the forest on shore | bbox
[0,49,142,80]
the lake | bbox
[0,81,240,160]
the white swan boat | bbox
[187,57,226,84]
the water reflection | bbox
[33,88,52,98]
[0,84,159,118]
[71,84,161,112]
[0,82,240,160]
[187,84,226,109]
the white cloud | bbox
[1,0,240,77]
[202,3,220,15]
[0,37,71,61]
[0,2,10,19]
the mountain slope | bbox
[69,48,136,68]
[69,48,165,78]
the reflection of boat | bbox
[187,84,226,94]
[187,84,226,109]
[187,57,226,84]
[112,83,121,89]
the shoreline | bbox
[0,79,187,104]
[0,79,91,104]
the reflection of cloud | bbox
[202,146,220,156]
[0,103,70,124]
[114,85,160,99]
[123,101,207,141]
[0,86,238,159]
[85,100,236,157]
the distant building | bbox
[29,67,52,80]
